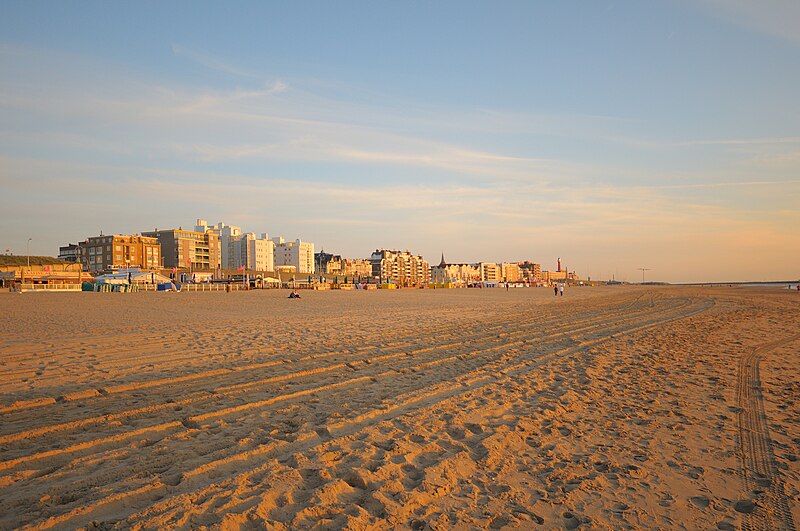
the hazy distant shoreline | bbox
[677,281,798,288]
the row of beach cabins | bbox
[2,263,571,293]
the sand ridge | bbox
[0,286,797,529]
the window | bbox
[115,245,122,251]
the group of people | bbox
[553,283,565,296]
[288,289,301,299]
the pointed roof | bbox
[439,252,446,267]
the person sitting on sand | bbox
[288,289,301,299]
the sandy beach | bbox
[0,286,797,529]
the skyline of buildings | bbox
[51,216,578,286]
[369,249,431,287]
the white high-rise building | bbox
[273,237,315,274]
[195,219,275,271]
[234,232,275,272]
[215,222,242,270]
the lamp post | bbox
[27,238,32,269]
[637,267,651,284]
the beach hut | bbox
[95,268,171,285]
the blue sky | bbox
[1,1,798,282]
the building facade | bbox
[342,258,372,279]
[77,235,161,273]
[315,250,336,275]
[430,254,481,285]
[141,229,220,271]
[478,262,500,282]
[500,262,522,282]
[315,251,372,279]
[234,232,275,271]
[196,219,240,270]
[58,243,80,263]
[518,261,542,282]
[370,249,430,286]
[273,237,315,274]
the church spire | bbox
[439,252,446,267]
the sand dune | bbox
[0,286,797,529]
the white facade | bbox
[273,237,315,274]
[196,219,278,271]
[234,232,274,271]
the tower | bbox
[557,257,561,272]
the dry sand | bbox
[0,286,798,530]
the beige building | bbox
[430,254,481,286]
[142,229,220,271]
[342,258,372,279]
[478,262,500,282]
[321,256,371,278]
[500,262,522,282]
[370,249,430,286]
[273,237,315,274]
[519,261,542,282]
[1,262,86,288]
[77,234,161,273]
[542,270,568,282]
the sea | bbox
[738,282,799,290]
[683,282,799,289]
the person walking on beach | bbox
[559,283,564,296]
[554,284,558,296]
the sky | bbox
[1,1,798,283]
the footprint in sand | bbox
[688,495,709,509]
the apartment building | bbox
[370,249,430,286]
[77,234,161,273]
[234,232,275,271]
[195,219,239,270]
[518,261,542,282]
[315,250,337,274]
[273,237,315,274]
[315,251,372,279]
[342,258,372,278]
[501,262,522,282]
[58,243,80,263]
[142,228,220,270]
[430,254,481,285]
[478,262,500,282]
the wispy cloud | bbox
[171,44,265,80]
[699,0,800,44]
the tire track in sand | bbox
[0,292,708,529]
[0,294,685,446]
[736,333,799,531]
